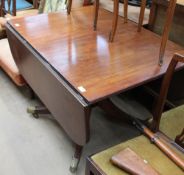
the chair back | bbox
[152,53,184,131]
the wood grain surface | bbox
[7,6,184,103]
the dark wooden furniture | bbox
[141,0,184,115]
[6,6,183,172]
[85,53,184,175]
[152,53,184,131]
[148,0,184,47]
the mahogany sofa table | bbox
[6,6,184,171]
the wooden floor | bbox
[8,6,184,103]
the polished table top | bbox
[8,6,184,103]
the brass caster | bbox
[27,106,39,119]
[33,113,39,119]
[27,106,36,114]
[69,157,79,173]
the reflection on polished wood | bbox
[8,7,184,103]
[67,0,73,15]
[93,0,122,42]
[94,0,146,42]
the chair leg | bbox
[33,0,39,9]
[93,0,99,30]
[8,0,11,13]
[0,3,2,17]
[158,0,177,65]
[109,0,119,42]
[83,0,92,6]
[1,0,5,17]
[67,0,72,15]
[12,0,16,16]
[124,0,128,23]
[137,0,146,32]
[70,144,83,173]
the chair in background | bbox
[0,0,69,86]
[0,39,26,86]
[0,0,39,16]
[0,16,6,38]
[0,0,65,87]
[151,53,184,135]
[66,0,147,41]
[0,0,41,86]
[93,0,147,42]
[86,52,184,175]
[0,0,40,34]
[148,0,184,47]
[94,0,177,65]
[67,0,177,65]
